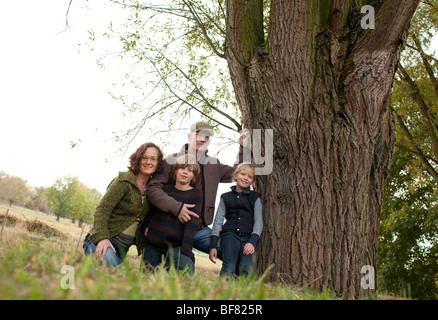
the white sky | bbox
[0,0,238,195]
[2,1,435,197]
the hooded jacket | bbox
[88,170,150,255]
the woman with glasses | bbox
[83,142,164,268]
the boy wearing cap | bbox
[146,121,246,255]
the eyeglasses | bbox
[141,156,158,163]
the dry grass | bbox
[0,206,222,275]
[0,205,340,300]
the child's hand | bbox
[209,248,217,263]
[243,243,255,255]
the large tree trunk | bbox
[225,0,420,299]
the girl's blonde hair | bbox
[233,162,255,181]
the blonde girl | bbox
[209,163,263,277]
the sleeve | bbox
[248,197,263,248]
[181,189,202,262]
[209,196,226,249]
[89,178,126,244]
[146,158,183,217]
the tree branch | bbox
[140,45,241,132]
[390,104,438,184]
[398,64,438,159]
[65,0,74,30]
[412,33,438,98]
[183,0,226,59]
[395,143,438,165]
[356,0,421,52]
[160,56,242,131]
[109,0,192,20]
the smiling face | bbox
[234,166,255,192]
[139,147,159,177]
[171,155,200,190]
[129,142,163,177]
[175,165,195,186]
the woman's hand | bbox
[95,239,116,259]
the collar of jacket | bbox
[230,185,251,195]
[118,170,137,187]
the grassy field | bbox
[0,205,340,300]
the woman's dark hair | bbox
[128,142,164,175]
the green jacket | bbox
[89,171,150,255]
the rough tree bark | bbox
[225,0,420,299]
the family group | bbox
[82,121,263,278]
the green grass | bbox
[0,208,338,300]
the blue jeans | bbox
[193,226,222,260]
[83,234,130,268]
[143,242,194,274]
[220,230,254,277]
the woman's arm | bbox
[90,178,126,244]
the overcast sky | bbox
[0,0,240,195]
[2,1,435,196]
[0,0,128,194]
[0,1,213,195]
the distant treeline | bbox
[0,171,101,223]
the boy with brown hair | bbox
[143,155,202,274]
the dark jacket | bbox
[210,186,263,249]
[220,186,261,235]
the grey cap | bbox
[190,121,214,136]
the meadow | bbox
[0,205,339,300]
